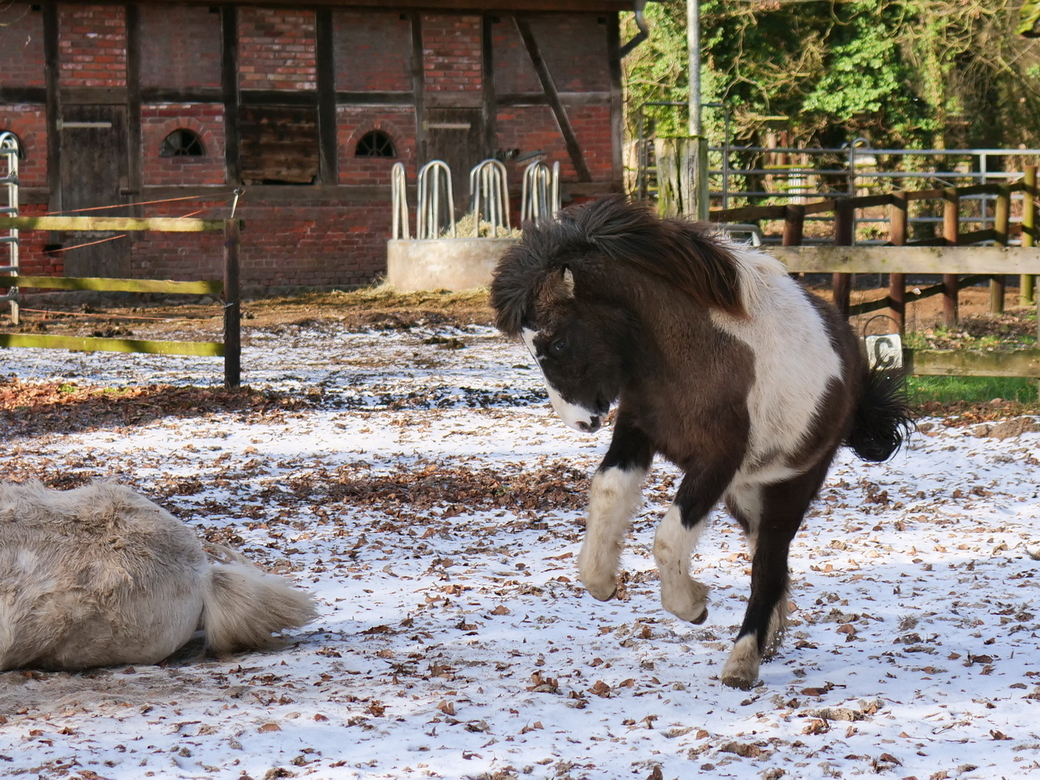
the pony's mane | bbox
[490,196,748,335]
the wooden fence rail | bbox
[710,169,1040,381]
[0,216,242,388]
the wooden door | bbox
[60,105,131,278]
[423,108,486,215]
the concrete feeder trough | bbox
[386,238,519,292]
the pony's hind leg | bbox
[653,461,742,624]
[721,460,831,690]
[578,418,654,601]
[653,504,709,623]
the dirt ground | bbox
[1,281,1035,343]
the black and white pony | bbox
[490,197,910,689]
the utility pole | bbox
[688,0,702,138]
[686,0,708,219]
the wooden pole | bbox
[782,204,805,247]
[832,199,853,317]
[1022,166,1036,306]
[223,218,241,389]
[942,188,959,326]
[889,191,907,334]
[991,185,1010,314]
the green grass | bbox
[907,375,1039,406]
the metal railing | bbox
[633,102,1040,244]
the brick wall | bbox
[139,5,222,90]
[493,15,610,94]
[0,4,45,87]
[59,4,126,88]
[422,15,482,99]
[132,199,391,289]
[141,105,226,187]
[333,11,412,92]
[338,106,418,185]
[0,107,48,188]
[239,7,316,92]
[12,205,58,277]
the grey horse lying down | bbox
[0,481,317,671]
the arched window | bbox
[160,129,205,157]
[0,131,25,160]
[355,130,396,158]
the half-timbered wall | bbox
[0,2,624,290]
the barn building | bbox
[0,1,637,292]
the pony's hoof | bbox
[720,672,756,690]
[584,581,617,601]
[691,607,708,625]
[720,634,761,690]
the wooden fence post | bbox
[992,186,1010,314]
[942,188,959,326]
[889,191,907,334]
[223,218,241,389]
[833,199,853,317]
[783,204,805,247]
[1022,166,1037,306]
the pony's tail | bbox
[845,366,914,463]
[201,558,317,656]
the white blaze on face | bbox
[522,327,602,433]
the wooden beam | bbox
[410,12,426,159]
[606,12,624,189]
[0,274,223,295]
[141,87,224,104]
[482,13,498,162]
[905,349,1040,379]
[888,190,907,333]
[514,15,593,182]
[0,87,46,104]
[0,216,228,232]
[126,3,143,214]
[336,91,415,106]
[239,90,320,106]
[221,5,242,184]
[0,334,225,358]
[766,246,1040,276]
[315,8,339,186]
[43,2,61,215]
[943,188,959,325]
[223,219,241,388]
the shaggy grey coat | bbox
[0,481,317,671]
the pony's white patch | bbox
[522,327,601,433]
[721,633,761,690]
[578,466,646,601]
[709,244,842,477]
[653,504,708,622]
[725,481,763,549]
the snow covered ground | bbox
[1,318,1039,780]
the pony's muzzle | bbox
[578,416,602,433]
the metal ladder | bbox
[0,131,18,325]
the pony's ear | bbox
[560,267,575,299]
[539,266,575,308]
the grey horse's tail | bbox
[201,550,317,655]
[846,365,914,463]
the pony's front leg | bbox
[578,418,654,601]
[654,460,740,624]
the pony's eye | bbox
[551,338,567,354]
